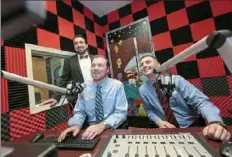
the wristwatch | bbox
[101,121,110,129]
[209,121,227,129]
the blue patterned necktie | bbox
[95,85,104,123]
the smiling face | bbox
[73,37,88,55]
[91,57,109,82]
[140,56,160,77]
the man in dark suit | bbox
[41,34,93,106]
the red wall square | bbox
[209,96,232,117]
[167,8,189,30]
[190,18,216,41]
[107,10,119,24]
[147,1,165,21]
[94,23,103,37]
[10,107,46,140]
[58,17,74,39]
[152,32,172,51]
[1,79,9,113]
[98,48,105,56]
[170,66,177,75]
[37,28,60,50]
[84,6,94,21]
[188,78,203,91]
[173,42,196,62]
[102,25,109,34]
[86,31,96,47]
[185,0,204,7]
[131,1,146,14]
[45,1,57,15]
[5,47,27,76]
[63,0,72,6]
[210,1,232,17]
[72,9,85,29]
[197,56,226,78]
[120,15,133,26]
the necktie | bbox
[153,82,179,127]
[80,55,88,59]
[95,85,104,123]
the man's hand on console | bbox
[40,98,57,107]
[81,123,106,140]
[58,125,81,142]
[156,120,176,128]
[203,123,231,141]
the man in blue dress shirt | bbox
[58,55,128,141]
[139,54,231,141]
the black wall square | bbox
[196,48,219,59]
[8,81,29,111]
[74,25,86,37]
[223,117,232,125]
[4,27,38,48]
[176,61,200,79]
[150,17,169,36]
[72,0,83,14]
[146,0,160,7]
[170,25,193,46]
[94,14,102,26]
[37,11,59,34]
[45,105,68,129]
[155,48,174,64]
[164,1,185,14]
[85,17,95,33]
[133,8,148,21]
[187,1,213,24]
[100,15,108,26]
[202,76,230,96]
[56,1,73,22]
[60,36,75,52]
[88,45,98,55]
[96,35,104,49]
[109,20,121,30]
[119,4,132,18]
[1,46,5,71]
[214,12,232,31]
[1,113,10,141]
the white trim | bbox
[25,44,75,114]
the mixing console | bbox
[96,133,218,157]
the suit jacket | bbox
[52,54,93,104]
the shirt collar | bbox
[93,77,108,88]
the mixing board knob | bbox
[113,139,117,143]
[122,135,126,138]
[116,135,119,138]
[125,153,129,157]
[145,154,149,157]
[135,153,139,157]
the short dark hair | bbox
[140,53,157,61]
[73,34,87,43]
[92,55,110,67]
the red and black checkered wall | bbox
[1,0,232,141]
[1,0,107,141]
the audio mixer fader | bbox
[96,133,218,157]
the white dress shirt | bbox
[77,52,92,82]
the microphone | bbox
[66,81,87,95]
[162,69,175,99]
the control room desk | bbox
[14,126,232,157]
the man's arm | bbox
[68,94,86,129]
[52,58,70,101]
[177,75,223,123]
[103,83,128,129]
[139,88,161,123]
